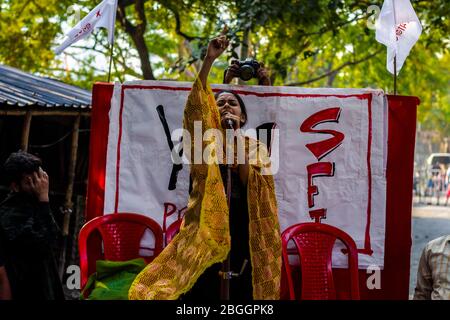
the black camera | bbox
[235,58,260,81]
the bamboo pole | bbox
[71,195,85,263]
[64,114,81,222]
[21,111,32,151]
[59,114,81,278]
[392,1,398,95]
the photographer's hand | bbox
[257,63,271,86]
[223,60,239,84]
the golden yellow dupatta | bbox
[128,78,281,300]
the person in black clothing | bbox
[183,163,253,301]
[181,53,272,301]
[0,151,64,300]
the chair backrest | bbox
[78,213,163,289]
[281,222,359,300]
[165,218,182,247]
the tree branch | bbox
[166,5,203,41]
[117,0,154,79]
[115,44,143,78]
[71,45,106,56]
[285,49,383,86]
[135,0,146,34]
[17,1,32,17]
[300,14,365,38]
[117,3,137,35]
[57,53,107,74]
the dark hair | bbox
[3,151,42,185]
[214,90,248,127]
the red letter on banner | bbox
[300,107,344,161]
[307,162,335,208]
[309,208,327,223]
[162,202,177,233]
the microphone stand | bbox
[218,76,248,300]
[220,119,234,300]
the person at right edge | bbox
[129,32,282,300]
[413,235,450,300]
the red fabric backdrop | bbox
[86,83,419,300]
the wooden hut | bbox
[0,64,91,279]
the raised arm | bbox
[198,34,229,89]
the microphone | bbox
[226,119,235,129]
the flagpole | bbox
[392,0,397,95]
[107,40,114,83]
[394,56,397,95]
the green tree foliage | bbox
[0,0,448,134]
[0,0,67,71]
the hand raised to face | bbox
[29,167,50,202]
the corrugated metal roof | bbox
[0,64,91,109]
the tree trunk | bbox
[240,27,250,60]
[131,31,155,80]
[118,1,155,80]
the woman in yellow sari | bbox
[129,34,282,300]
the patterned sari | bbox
[128,78,281,300]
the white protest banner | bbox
[103,81,387,268]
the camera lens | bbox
[240,65,254,81]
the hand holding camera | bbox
[224,59,271,85]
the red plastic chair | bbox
[165,218,182,246]
[78,213,164,290]
[281,222,360,300]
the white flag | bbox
[54,0,118,55]
[375,0,422,75]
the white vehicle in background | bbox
[425,153,450,169]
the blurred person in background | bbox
[0,151,64,300]
[414,235,450,300]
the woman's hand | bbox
[257,63,271,86]
[199,27,229,90]
[221,111,241,129]
[206,35,230,61]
